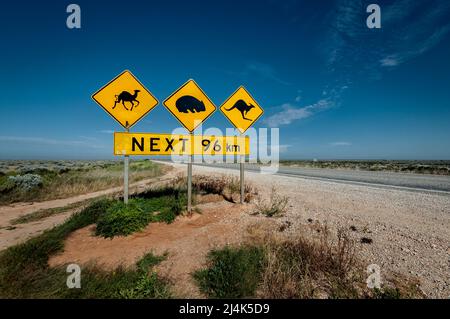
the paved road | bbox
[185,162,450,194]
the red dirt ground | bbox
[48,198,257,297]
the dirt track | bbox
[0,173,179,250]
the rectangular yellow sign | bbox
[114,132,249,156]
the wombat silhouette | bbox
[113,90,140,111]
[225,99,255,121]
[175,95,206,113]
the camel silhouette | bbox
[112,90,140,111]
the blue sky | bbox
[0,0,449,160]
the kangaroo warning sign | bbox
[114,132,249,156]
[220,86,264,134]
[92,70,159,129]
[163,79,216,132]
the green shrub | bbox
[95,192,186,238]
[0,196,172,299]
[0,176,15,193]
[8,174,43,191]
[0,199,113,298]
[193,246,264,298]
[116,271,171,299]
[96,201,150,238]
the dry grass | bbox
[243,222,423,299]
[10,198,97,225]
[169,173,257,203]
[0,160,170,205]
[252,187,289,217]
[249,223,360,298]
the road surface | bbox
[155,161,450,195]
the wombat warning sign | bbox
[163,79,216,132]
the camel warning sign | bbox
[163,79,216,132]
[220,86,264,134]
[114,132,249,156]
[92,70,159,129]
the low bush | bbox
[253,187,289,217]
[193,246,265,298]
[95,201,150,238]
[258,226,359,298]
[8,174,43,191]
[0,198,172,298]
[96,190,186,238]
[0,176,16,194]
[194,225,423,299]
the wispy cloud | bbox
[325,0,450,74]
[99,130,114,134]
[0,136,107,149]
[264,99,334,127]
[380,56,399,67]
[330,141,352,147]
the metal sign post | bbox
[240,152,244,204]
[187,133,193,213]
[124,128,130,204]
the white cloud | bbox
[380,56,400,67]
[264,99,333,127]
[99,130,114,134]
[330,141,352,147]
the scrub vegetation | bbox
[252,187,289,217]
[0,160,168,205]
[96,188,186,238]
[0,198,171,298]
[194,224,424,299]
[170,174,257,203]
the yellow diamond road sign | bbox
[92,70,159,129]
[163,79,216,132]
[220,86,264,134]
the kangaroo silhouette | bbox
[113,90,140,111]
[175,95,206,113]
[225,100,255,121]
